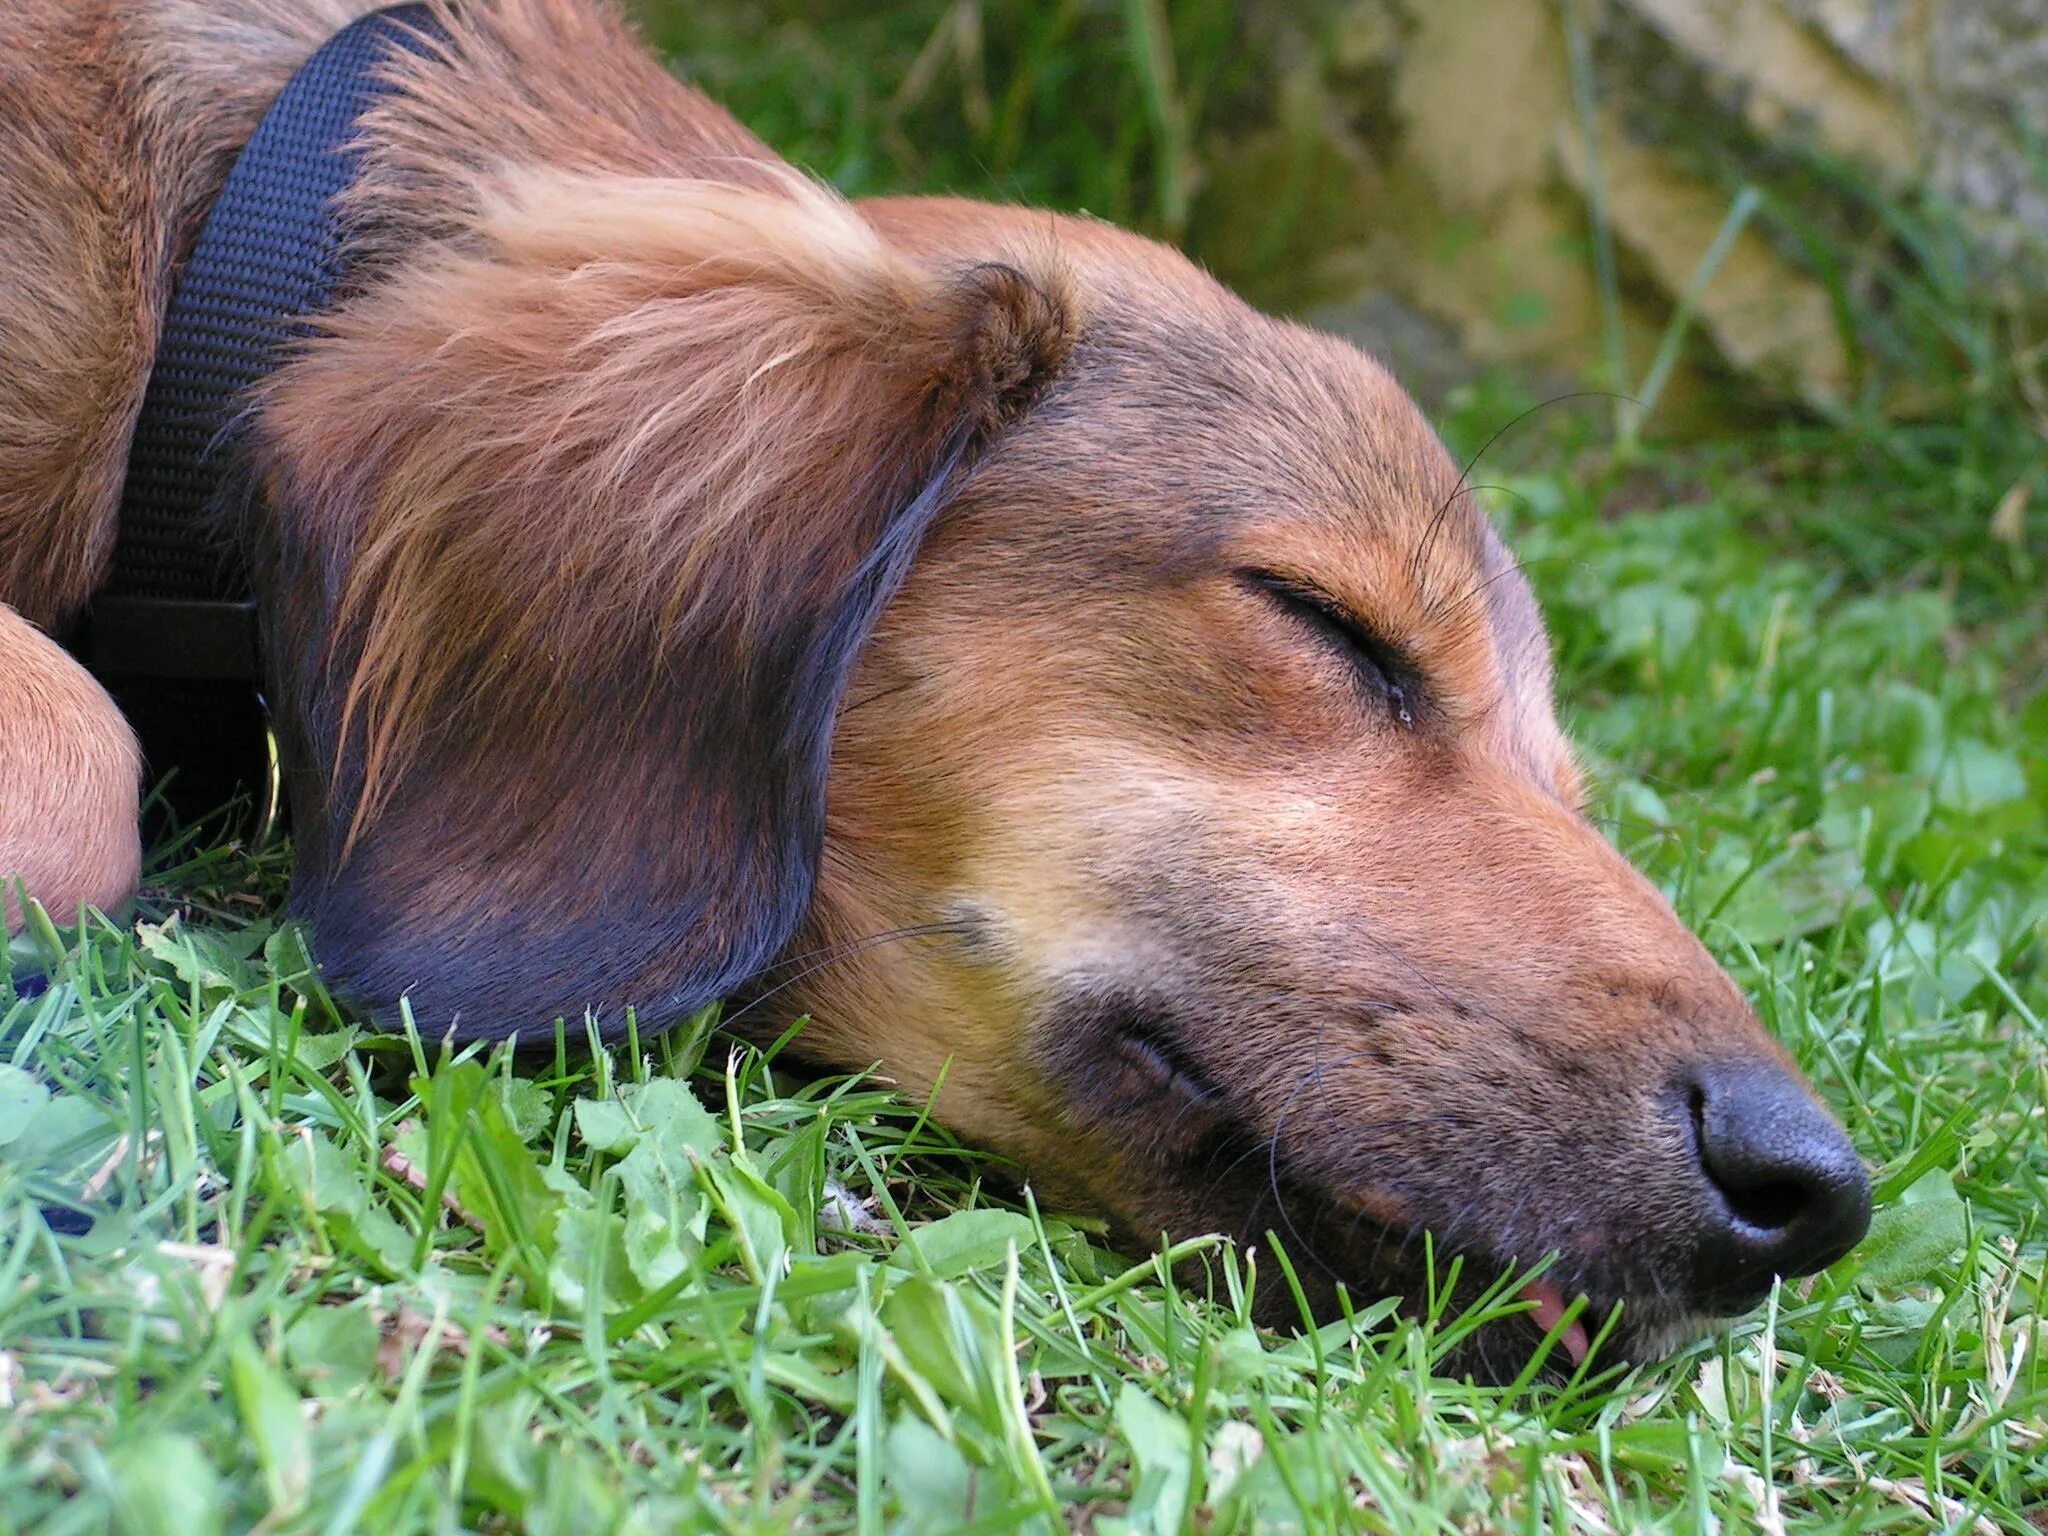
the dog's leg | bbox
[0,604,141,933]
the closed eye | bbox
[1241,568,1417,725]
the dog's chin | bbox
[1228,1206,1717,1387]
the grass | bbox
[6,5,2048,1532]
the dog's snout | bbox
[1682,1061,1871,1301]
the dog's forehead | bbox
[864,197,1467,530]
[1005,296,1496,614]
[1093,310,1465,535]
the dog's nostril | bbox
[1719,1177,1810,1234]
[1683,1062,1872,1300]
[1686,1079,1810,1232]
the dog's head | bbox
[257,172,1868,1378]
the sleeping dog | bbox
[0,0,1868,1376]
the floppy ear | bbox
[251,169,1075,1038]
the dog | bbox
[0,0,1868,1377]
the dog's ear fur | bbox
[252,169,1075,1037]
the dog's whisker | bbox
[842,676,922,713]
[1408,391,1631,609]
[1428,547,1575,630]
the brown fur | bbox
[283,168,1071,840]
[0,0,1863,1376]
[0,605,141,930]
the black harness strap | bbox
[86,3,441,685]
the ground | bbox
[3,6,2045,1532]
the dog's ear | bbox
[253,170,1075,1037]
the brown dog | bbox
[0,0,1867,1375]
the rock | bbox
[1191,0,2048,423]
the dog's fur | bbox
[1,0,1857,1374]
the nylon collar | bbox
[86,3,442,683]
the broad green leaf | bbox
[781,1250,867,1301]
[766,1112,826,1255]
[1113,1384,1193,1536]
[497,1076,554,1141]
[883,1412,983,1535]
[230,1338,312,1515]
[1604,583,1702,671]
[550,1202,639,1313]
[1933,738,2027,813]
[761,1350,856,1414]
[284,1304,380,1390]
[0,1064,45,1143]
[882,1275,1007,1435]
[425,1062,564,1299]
[260,925,343,1029]
[139,920,264,995]
[1854,1168,1969,1288]
[523,1445,629,1536]
[105,1431,224,1536]
[623,1078,724,1159]
[618,1177,703,1293]
[0,1069,116,1183]
[891,1209,1036,1279]
[1208,1325,1269,1389]
[607,1080,724,1292]
[287,1132,412,1273]
[704,1149,800,1281]
[574,1097,640,1155]
[275,1024,357,1072]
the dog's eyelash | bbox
[1242,569,1417,726]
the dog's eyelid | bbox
[1239,567,1420,724]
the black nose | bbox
[1684,1062,1871,1304]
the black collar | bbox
[84,3,442,685]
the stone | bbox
[1193,0,2048,422]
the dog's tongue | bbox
[1518,1279,1590,1368]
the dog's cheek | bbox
[760,825,1076,1169]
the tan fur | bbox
[0,605,141,928]
[0,0,1860,1367]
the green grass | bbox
[6,6,2048,1532]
